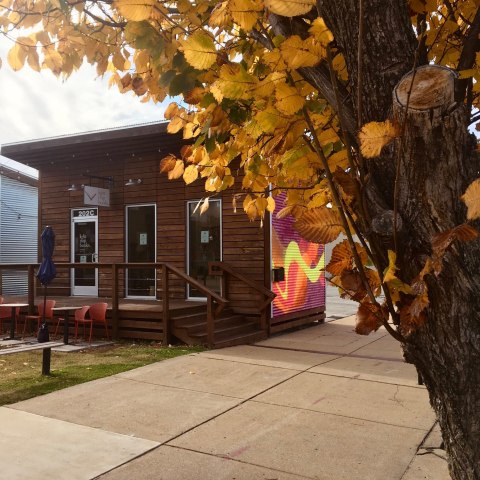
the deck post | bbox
[260,306,268,333]
[27,264,35,314]
[112,264,119,339]
[41,348,52,375]
[162,265,170,346]
[207,295,214,348]
[221,271,228,299]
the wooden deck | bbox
[3,295,204,312]
[3,295,207,343]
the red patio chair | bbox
[22,299,56,336]
[0,306,21,334]
[75,302,108,343]
[54,305,90,340]
[0,297,10,333]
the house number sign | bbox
[73,208,98,218]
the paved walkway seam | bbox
[249,398,434,433]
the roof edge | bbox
[1,121,169,155]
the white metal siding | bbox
[0,176,38,295]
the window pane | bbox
[127,205,156,297]
[188,200,221,297]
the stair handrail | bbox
[164,263,228,347]
[165,263,227,307]
[208,261,276,333]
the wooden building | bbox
[1,122,325,347]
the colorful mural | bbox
[271,193,325,318]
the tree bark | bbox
[393,65,480,479]
[310,3,480,477]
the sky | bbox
[0,41,169,175]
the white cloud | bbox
[0,45,168,146]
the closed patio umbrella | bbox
[37,226,56,342]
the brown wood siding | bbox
[12,128,267,304]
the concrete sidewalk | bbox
[0,316,449,480]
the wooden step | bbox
[173,314,246,333]
[211,330,268,349]
[189,320,259,342]
[171,307,267,348]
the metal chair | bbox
[75,302,108,343]
[22,299,56,336]
[54,305,90,340]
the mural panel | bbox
[271,193,325,318]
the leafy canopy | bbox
[1,0,479,337]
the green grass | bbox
[0,342,204,406]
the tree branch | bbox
[455,7,480,102]
[267,13,357,140]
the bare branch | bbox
[455,7,480,102]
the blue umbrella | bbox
[37,226,56,286]
[37,226,56,342]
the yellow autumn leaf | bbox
[461,178,480,220]
[180,31,217,70]
[264,0,314,17]
[458,69,477,79]
[230,0,262,31]
[383,250,398,283]
[113,0,155,21]
[294,207,343,243]
[209,1,230,27]
[26,49,40,71]
[160,155,177,173]
[183,165,199,184]
[275,82,305,115]
[43,47,64,75]
[164,102,179,120]
[267,196,276,213]
[212,64,257,100]
[328,149,349,170]
[255,107,287,133]
[168,160,185,180]
[280,36,323,69]
[243,194,258,220]
[309,18,334,45]
[359,120,399,158]
[318,127,340,145]
[7,43,27,71]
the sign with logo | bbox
[84,186,110,207]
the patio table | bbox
[52,306,81,345]
[2,303,28,340]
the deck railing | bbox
[0,262,228,347]
[209,261,276,335]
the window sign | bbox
[139,233,148,245]
[201,230,210,243]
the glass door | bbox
[187,199,222,298]
[71,208,98,296]
[126,204,156,298]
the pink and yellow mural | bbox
[271,193,325,318]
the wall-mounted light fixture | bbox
[67,174,113,192]
[84,174,114,189]
[67,184,85,192]
[125,178,143,186]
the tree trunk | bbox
[313,2,480,477]
[393,65,480,479]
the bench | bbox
[0,341,63,375]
